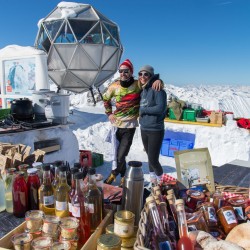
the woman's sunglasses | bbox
[119,69,130,74]
[138,72,150,77]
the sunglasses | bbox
[138,72,150,77]
[119,69,130,74]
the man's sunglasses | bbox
[119,69,130,74]
[138,72,150,77]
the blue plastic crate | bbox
[179,141,194,151]
[161,139,170,156]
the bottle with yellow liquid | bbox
[55,165,70,218]
[38,164,55,215]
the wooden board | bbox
[164,118,223,127]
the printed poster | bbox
[4,58,36,95]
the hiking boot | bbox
[104,173,116,185]
[119,177,125,188]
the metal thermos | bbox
[122,161,144,225]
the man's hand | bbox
[152,80,163,91]
[108,114,116,123]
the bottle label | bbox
[208,207,217,222]
[88,203,94,213]
[159,241,171,250]
[43,195,54,206]
[72,204,80,217]
[233,206,244,220]
[68,202,72,213]
[223,210,237,224]
[56,201,67,211]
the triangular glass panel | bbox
[102,50,119,71]
[102,22,120,44]
[94,9,116,25]
[94,71,115,88]
[54,21,76,43]
[54,44,77,68]
[35,25,51,53]
[68,20,97,42]
[43,19,64,42]
[69,4,90,16]
[102,24,118,47]
[48,70,66,87]
[79,22,102,44]
[44,7,62,21]
[101,46,117,67]
[77,6,99,20]
[64,87,89,93]
[62,71,89,88]
[71,70,98,86]
[81,44,103,67]
[69,45,98,70]
[47,46,66,70]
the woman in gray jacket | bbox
[138,65,167,185]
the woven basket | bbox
[134,199,152,250]
[215,184,249,199]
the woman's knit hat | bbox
[139,65,154,76]
[119,59,134,74]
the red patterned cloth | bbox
[161,173,176,183]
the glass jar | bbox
[186,210,209,232]
[31,236,53,250]
[50,241,71,250]
[217,206,238,234]
[5,168,16,213]
[227,196,248,221]
[11,232,33,250]
[60,236,78,250]
[197,202,218,228]
[186,190,205,210]
[25,210,44,232]
[42,215,60,236]
[60,217,79,239]
[97,234,121,250]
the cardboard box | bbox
[209,111,223,125]
[0,210,113,250]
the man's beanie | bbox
[119,59,133,74]
[139,65,154,76]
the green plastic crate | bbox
[182,109,197,122]
[168,108,177,120]
[0,108,10,120]
[92,152,104,168]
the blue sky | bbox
[0,0,250,86]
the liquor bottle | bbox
[52,161,62,194]
[55,165,70,218]
[38,164,55,215]
[27,168,40,210]
[71,172,91,247]
[86,168,102,233]
[146,196,173,250]
[0,171,6,212]
[12,172,28,217]
[175,199,194,250]
[68,167,79,216]
[167,194,178,224]
[5,168,16,213]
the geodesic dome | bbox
[34,2,123,93]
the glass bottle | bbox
[86,168,102,233]
[18,164,30,181]
[146,196,173,250]
[175,199,194,250]
[32,162,43,184]
[68,167,79,216]
[55,165,70,218]
[38,164,55,215]
[5,168,16,213]
[12,172,28,217]
[52,161,62,194]
[27,168,40,210]
[167,194,178,224]
[0,171,6,212]
[71,172,91,248]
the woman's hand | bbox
[108,114,116,123]
[152,80,163,91]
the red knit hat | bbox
[119,59,133,74]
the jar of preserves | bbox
[197,202,218,227]
[114,210,135,238]
[25,210,44,232]
[217,206,238,234]
[97,234,121,250]
[31,236,53,250]
[42,215,60,237]
[227,196,248,222]
[11,232,33,250]
[186,190,205,210]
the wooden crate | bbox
[0,210,113,250]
